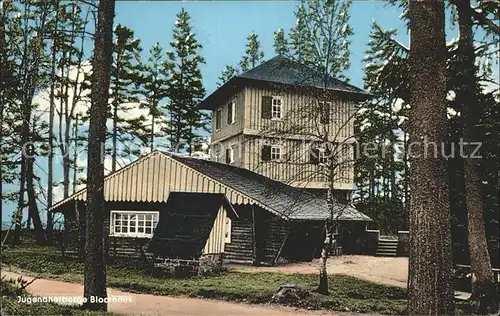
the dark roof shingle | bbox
[168,153,371,222]
[200,55,370,110]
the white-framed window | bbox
[225,147,234,164]
[225,217,231,243]
[270,145,282,161]
[271,96,283,120]
[227,101,236,124]
[110,210,159,238]
[318,148,329,164]
[214,151,221,162]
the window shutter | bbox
[215,109,221,130]
[261,96,272,119]
[261,145,271,161]
[310,148,320,164]
[227,102,233,124]
[320,102,330,124]
[225,148,231,164]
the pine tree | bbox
[7,0,55,245]
[217,64,239,87]
[408,0,454,313]
[239,32,264,71]
[82,0,115,311]
[354,22,409,234]
[164,8,206,153]
[273,28,289,55]
[451,0,499,312]
[109,24,144,171]
[53,1,92,200]
[139,43,169,151]
[285,0,353,80]
[0,0,23,229]
[361,2,500,311]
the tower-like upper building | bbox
[199,56,370,201]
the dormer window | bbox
[227,101,236,124]
[215,108,221,130]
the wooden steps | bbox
[376,239,398,257]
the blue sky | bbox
[11,1,469,225]
[114,1,408,95]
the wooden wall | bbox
[242,135,354,190]
[203,207,229,255]
[223,205,290,266]
[73,201,229,259]
[208,84,356,191]
[211,89,245,142]
[243,85,356,143]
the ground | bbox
[229,255,409,289]
[2,245,410,315]
[1,271,355,316]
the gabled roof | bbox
[51,150,371,222]
[200,55,370,110]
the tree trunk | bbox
[454,0,499,313]
[82,0,115,311]
[26,150,45,244]
[73,114,79,194]
[13,157,26,245]
[317,187,334,295]
[317,220,332,295]
[408,1,455,315]
[112,98,117,172]
[46,1,59,245]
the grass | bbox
[1,278,115,316]
[3,245,410,314]
[1,245,475,315]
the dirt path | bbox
[1,270,347,316]
[228,255,408,289]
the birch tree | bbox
[270,0,354,295]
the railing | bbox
[455,264,500,283]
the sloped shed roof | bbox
[51,150,371,222]
[146,192,230,259]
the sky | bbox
[4,1,496,225]
[113,1,408,95]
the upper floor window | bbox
[271,96,283,120]
[261,96,283,120]
[262,142,282,161]
[310,143,339,165]
[319,101,331,124]
[225,147,234,164]
[271,145,282,161]
[110,210,159,238]
[215,108,221,130]
[227,102,236,125]
[214,151,221,162]
[318,148,329,164]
